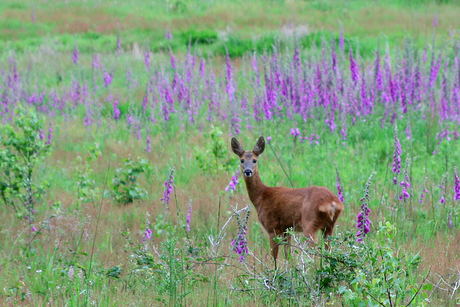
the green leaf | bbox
[338,286,347,294]
[421,283,433,292]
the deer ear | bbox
[253,136,265,156]
[231,138,245,156]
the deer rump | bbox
[254,186,342,238]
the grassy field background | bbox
[0,0,460,306]
[2,0,460,57]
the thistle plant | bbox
[356,172,375,244]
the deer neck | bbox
[243,171,266,208]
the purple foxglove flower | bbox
[307,133,320,146]
[266,136,272,143]
[405,122,412,139]
[186,203,192,231]
[116,34,121,54]
[104,69,113,88]
[72,46,79,64]
[225,169,240,197]
[392,124,402,183]
[170,51,177,69]
[142,94,148,114]
[341,126,347,141]
[92,54,100,69]
[293,41,300,70]
[231,117,242,135]
[438,174,447,205]
[45,123,53,145]
[145,135,151,153]
[349,49,359,85]
[399,156,411,200]
[144,51,150,70]
[113,99,120,120]
[142,227,152,243]
[165,29,172,40]
[432,15,438,28]
[232,207,251,263]
[335,166,344,202]
[356,172,375,244]
[161,169,175,209]
[454,167,460,201]
[200,59,206,78]
[339,22,344,51]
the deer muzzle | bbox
[243,169,253,177]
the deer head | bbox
[231,136,265,177]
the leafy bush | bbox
[339,222,432,307]
[194,126,232,174]
[76,143,101,205]
[0,108,50,219]
[181,28,218,45]
[110,157,151,205]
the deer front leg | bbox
[302,223,318,245]
[283,234,291,259]
[269,233,279,260]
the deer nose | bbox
[243,169,253,177]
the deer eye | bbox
[241,159,244,163]
[253,159,257,163]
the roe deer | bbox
[231,136,344,260]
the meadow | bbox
[1,0,460,306]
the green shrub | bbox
[0,107,50,219]
[110,157,151,205]
[180,28,218,45]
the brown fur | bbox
[231,136,344,259]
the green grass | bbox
[1,0,460,57]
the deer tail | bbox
[319,202,337,222]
